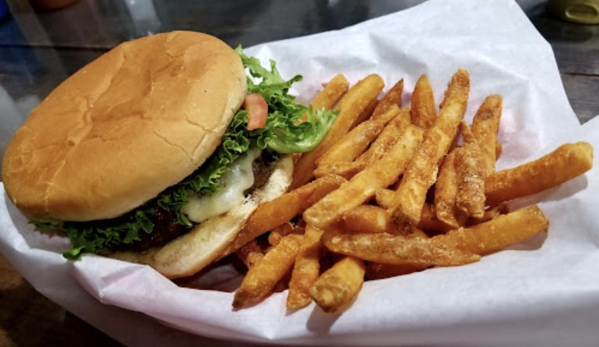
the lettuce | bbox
[34,48,337,260]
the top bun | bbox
[2,31,247,222]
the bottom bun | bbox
[106,154,294,279]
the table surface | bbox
[0,0,597,346]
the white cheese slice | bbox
[182,148,262,223]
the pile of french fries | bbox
[223,69,594,313]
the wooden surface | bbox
[0,0,597,346]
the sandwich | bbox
[1,31,336,279]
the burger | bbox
[1,31,336,279]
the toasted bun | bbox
[2,31,247,222]
[105,154,294,279]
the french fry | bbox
[485,142,594,205]
[322,230,480,266]
[268,222,303,246]
[236,240,264,269]
[460,119,477,144]
[455,122,486,218]
[471,95,502,175]
[371,79,404,119]
[313,161,363,180]
[287,225,324,310]
[364,226,429,280]
[309,256,365,313]
[432,205,549,255]
[418,204,454,233]
[290,75,385,189]
[467,203,509,226]
[496,141,503,159]
[411,75,436,129]
[355,106,412,167]
[365,262,429,281]
[410,227,430,239]
[229,67,593,314]
[310,74,349,112]
[313,107,411,180]
[342,205,400,235]
[304,125,425,230]
[390,69,470,229]
[350,98,379,129]
[233,234,304,308]
[439,68,470,110]
[434,149,461,228]
[317,105,400,167]
[375,188,395,210]
[342,200,441,235]
[223,175,346,257]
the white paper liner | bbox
[1,0,598,346]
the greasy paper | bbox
[1,0,599,346]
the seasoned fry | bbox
[317,105,399,167]
[342,205,399,235]
[314,106,411,180]
[268,222,303,246]
[454,145,484,219]
[229,67,593,314]
[304,125,425,230]
[467,203,509,226]
[343,201,440,235]
[355,106,412,167]
[236,240,264,269]
[223,175,346,257]
[471,95,502,175]
[460,120,477,144]
[418,204,454,233]
[439,68,470,110]
[290,75,385,189]
[322,231,480,266]
[410,227,430,239]
[485,142,594,204]
[496,141,503,159]
[433,205,549,255]
[317,121,381,166]
[411,75,436,129]
[287,225,324,310]
[233,234,304,308]
[365,262,429,281]
[455,122,486,218]
[313,161,363,180]
[371,79,404,119]
[434,150,461,227]
[309,256,365,313]
[365,227,430,280]
[310,74,349,112]
[390,69,470,229]
[350,98,379,129]
[375,188,395,210]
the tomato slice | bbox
[244,93,268,131]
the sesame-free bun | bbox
[2,31,247,222]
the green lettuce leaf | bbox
[33,48,337,260]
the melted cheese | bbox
[182,148,262,223]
